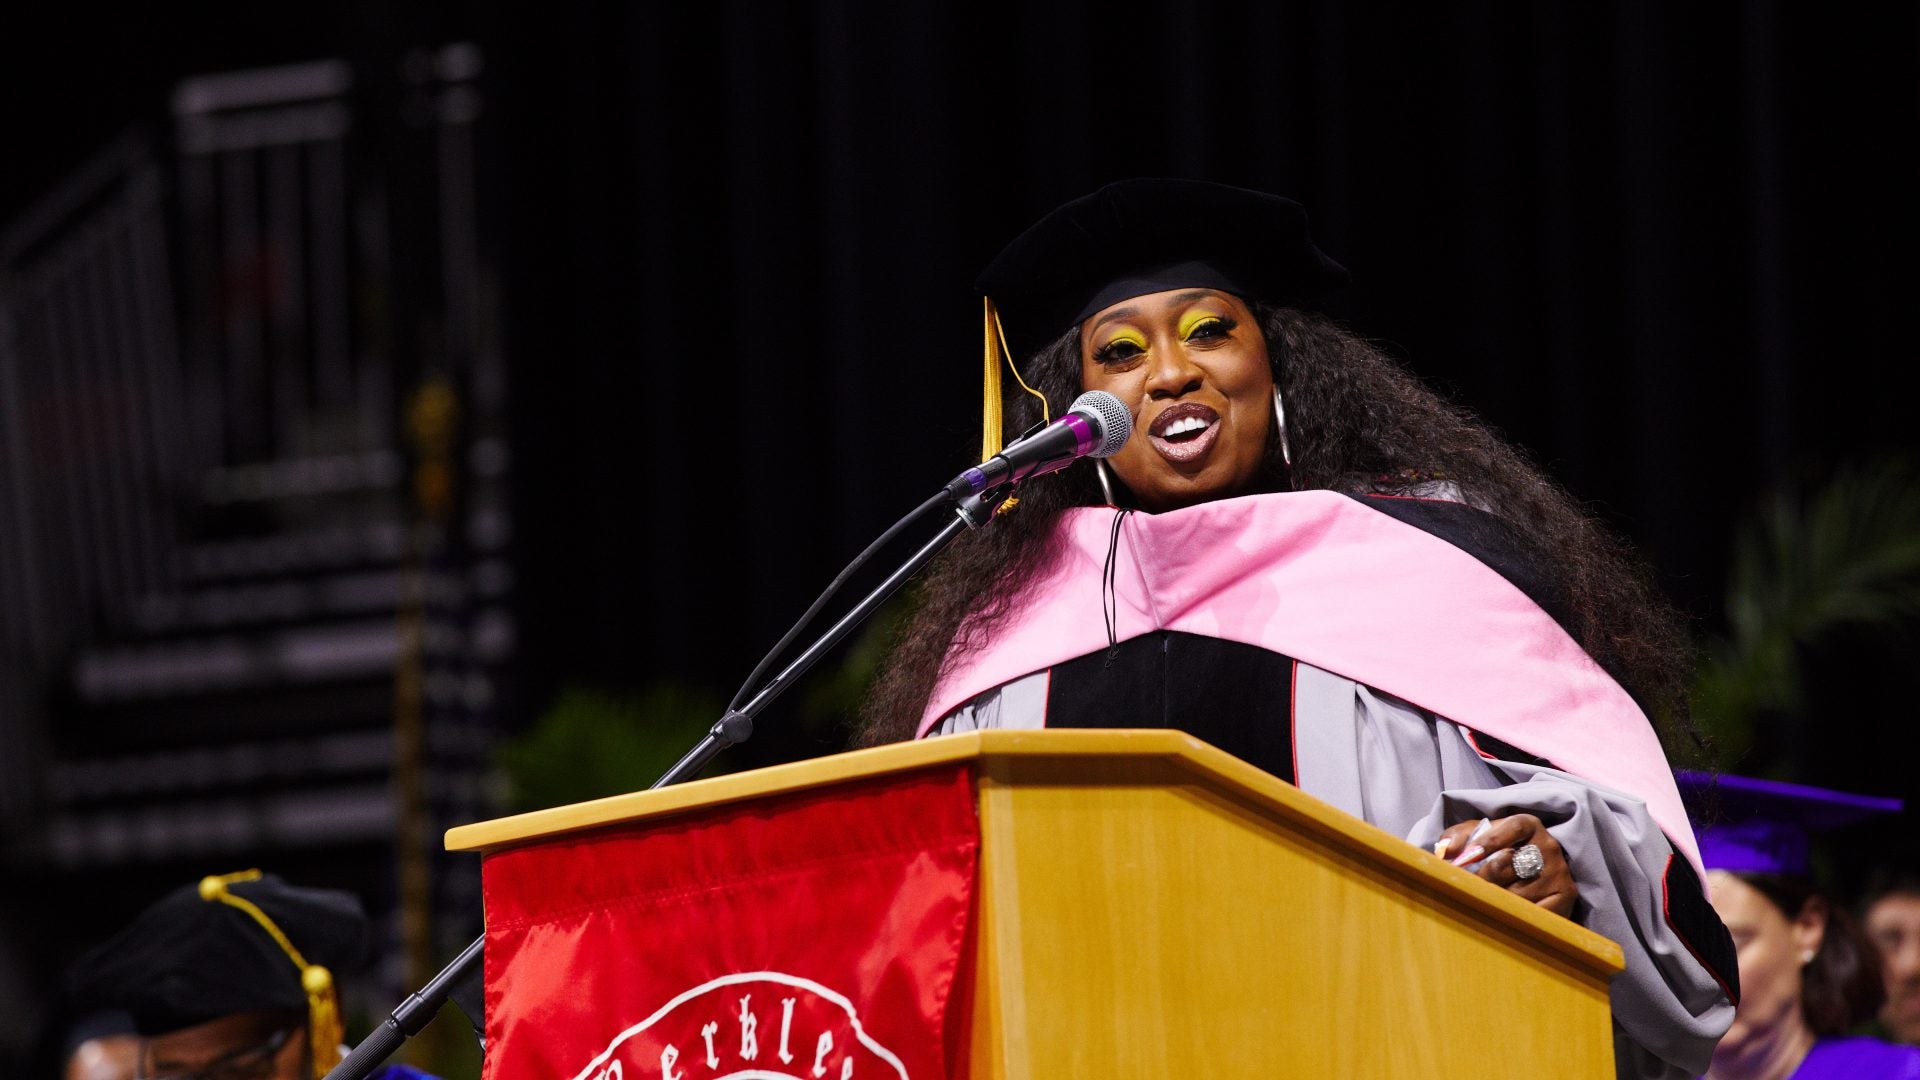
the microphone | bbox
[946,390,1133,500]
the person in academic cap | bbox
[859,178,1736,1078]
[63,870,437,1080]
[1679,773,1920,1079]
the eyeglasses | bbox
[138,1026,299,1080]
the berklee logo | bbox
[572,972,910,1080]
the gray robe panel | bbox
[933,662,1732,1079]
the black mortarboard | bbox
[968,178,1348,462]
[63,871,366,1072]
[1676,771,1903,876]
[976,178,1349,365]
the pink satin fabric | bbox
[919,490,1704,877]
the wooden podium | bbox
[447,729,1624,1078]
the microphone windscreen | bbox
[1069,391,1133,458]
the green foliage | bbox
[494,592,912,817]
[494,683,729,814]
[1693,457,1920,767]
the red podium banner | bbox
[482,764,980,1080]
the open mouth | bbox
[1147,402,1221,464]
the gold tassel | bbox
[303,966,344,1076]
[981,296,1005,461]
[981,298,1054,515]
[199,871,345,1078]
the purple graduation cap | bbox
[1676,770,1904,875]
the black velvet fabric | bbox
[1663,852,1743,1005]
[1047,630,1296,784]
[974,179,1348,361]
[64,874,368,1036]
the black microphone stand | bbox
[324,486,1008,1080]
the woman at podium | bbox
[859,179,1737,1079]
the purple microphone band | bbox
[959,467,989,494]
[1060,413,1096,456]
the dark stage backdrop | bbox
[4,0,1915,890]
[487,2,1919,786]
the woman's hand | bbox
[1434,814,1579,919]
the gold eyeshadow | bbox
[1178,310,1230,338]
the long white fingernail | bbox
[1451,844,1486,867]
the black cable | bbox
[1102,507,1132,667]
[725,489,952,714]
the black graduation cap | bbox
[976,177,1349,365]
[966,178,1348,463]
[64,870,366,1068]
[1676,771,1904,876]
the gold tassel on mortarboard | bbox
[980,297,1051,514]
[198,871,346,1079]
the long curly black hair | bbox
[856,305,1697,754]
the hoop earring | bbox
[1094,459,1121,507]
[1273,386,1293,469]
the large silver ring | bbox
[1512,843,1545,881]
